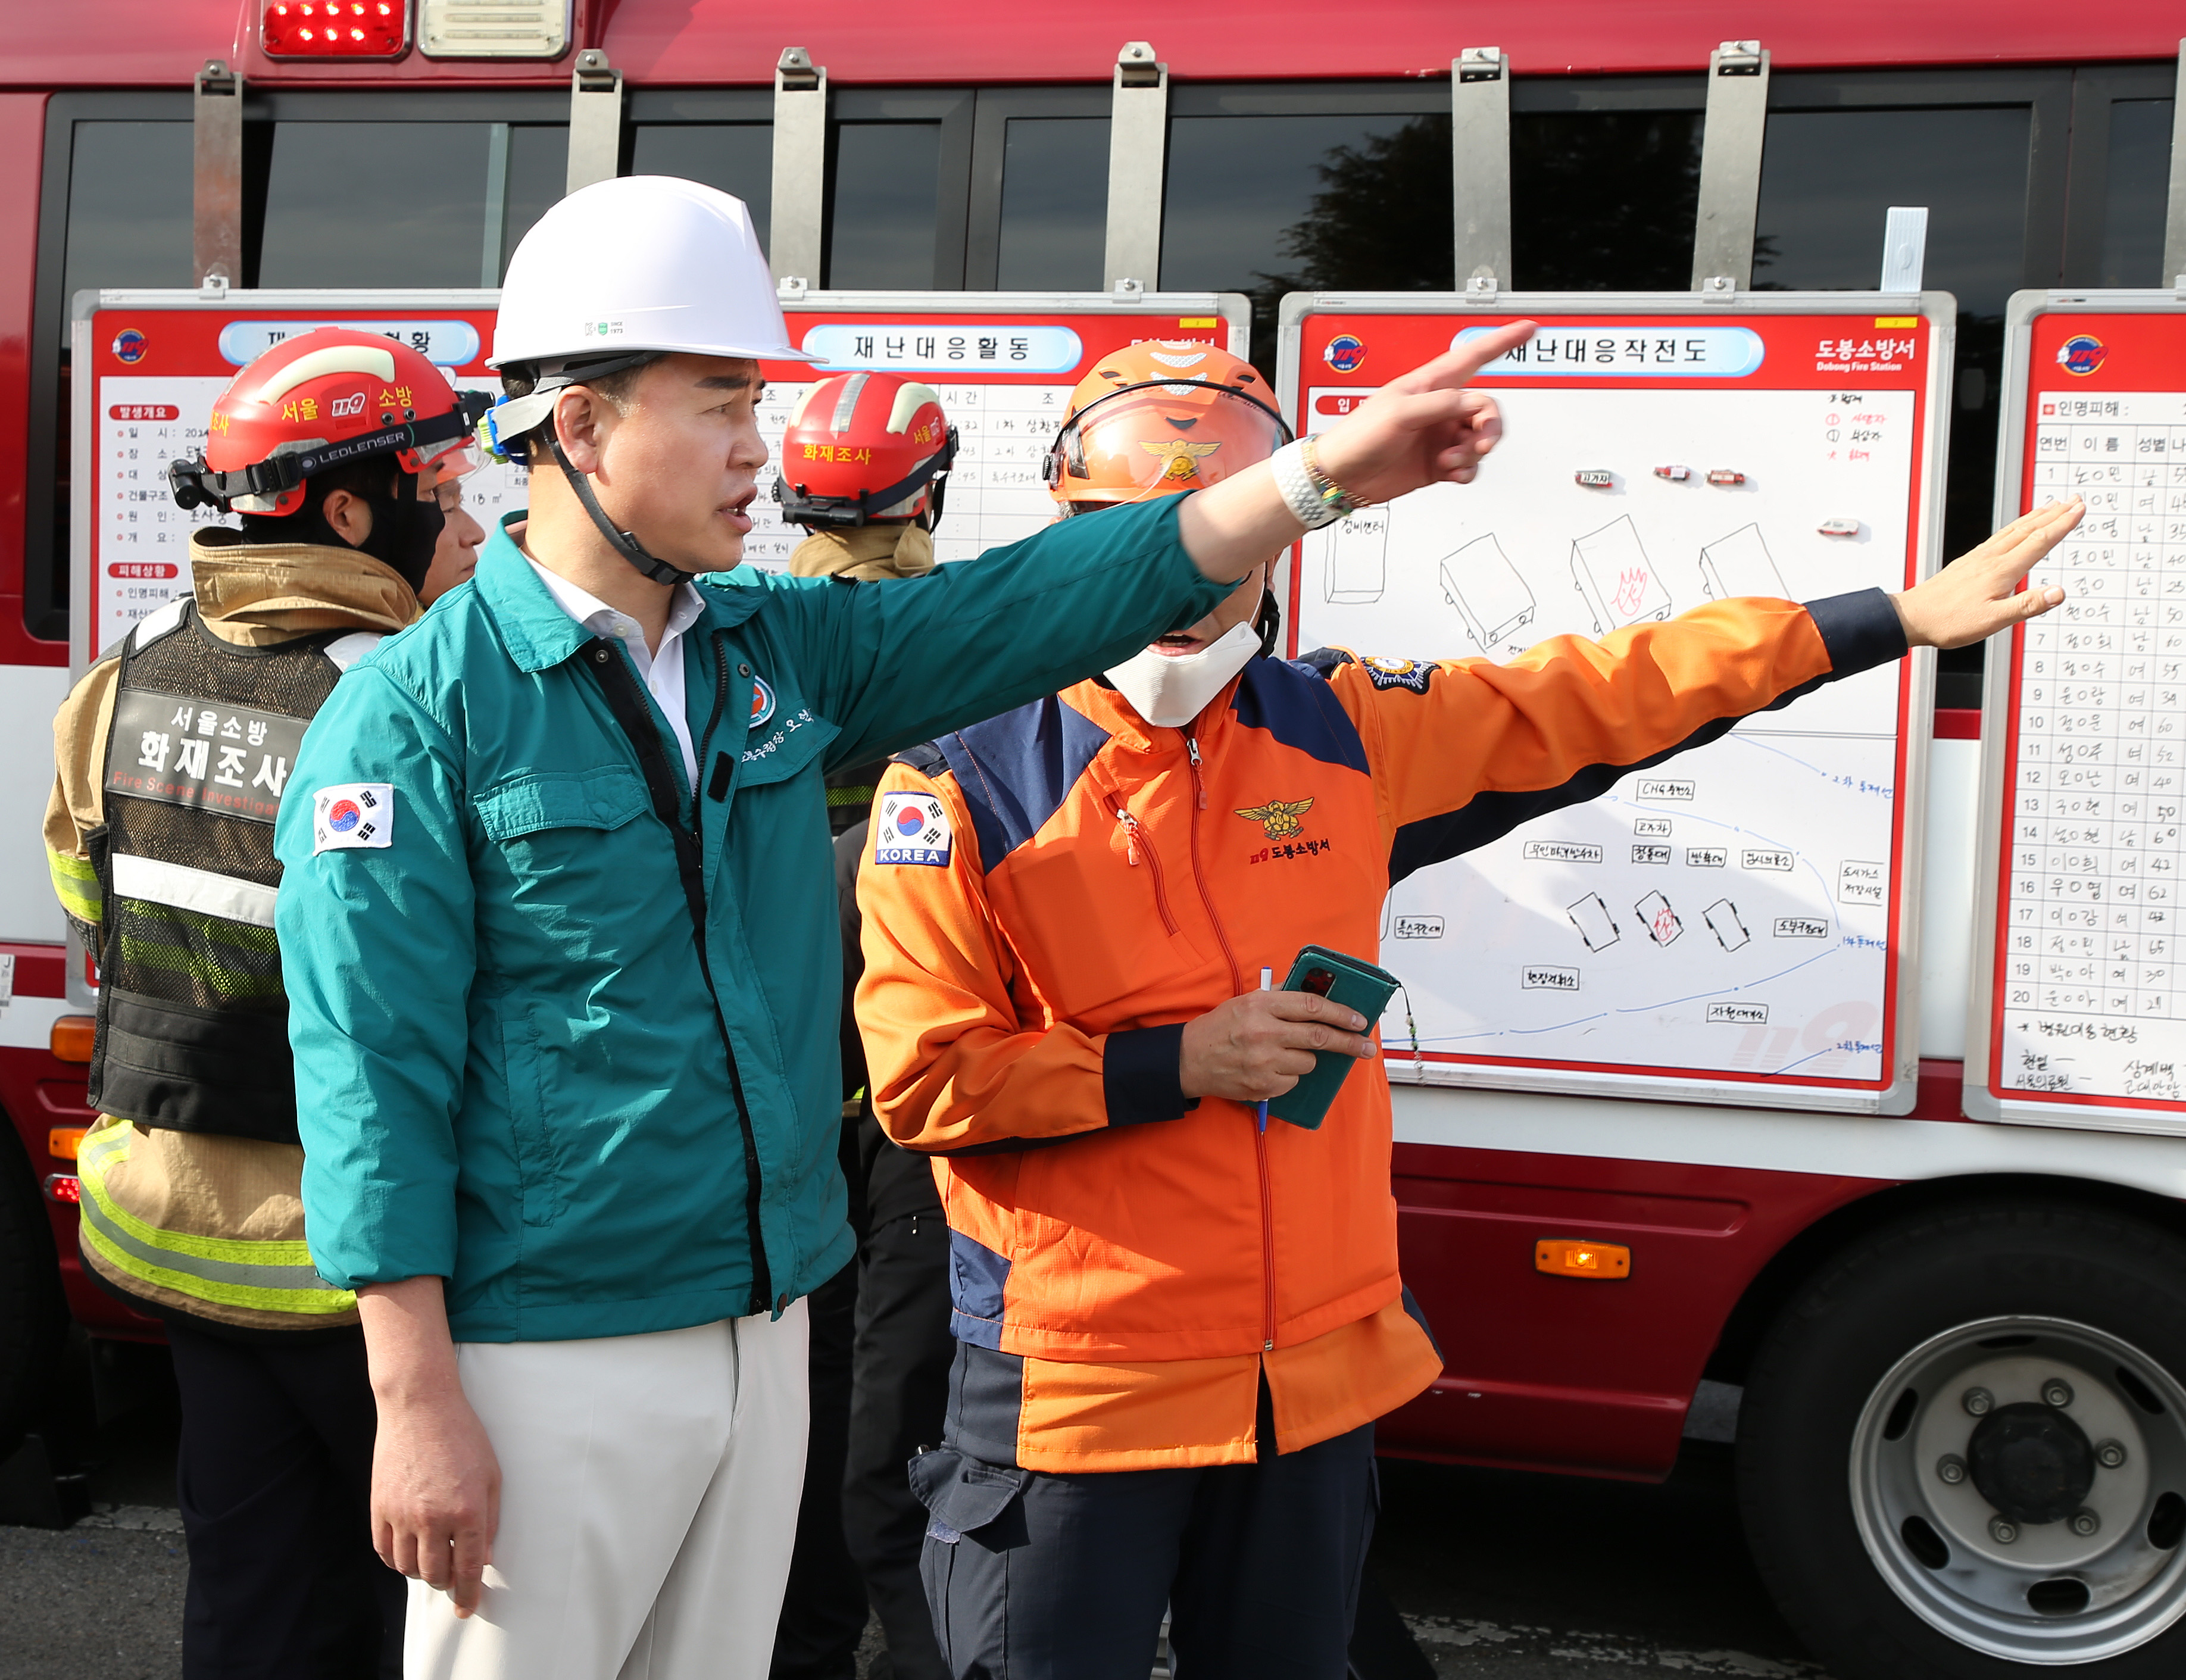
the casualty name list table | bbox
[2004,392,2186,1100]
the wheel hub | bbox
[1850,1316,2186,1663]
[1968,1401,2097,1525]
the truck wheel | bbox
[0,1123,68,1463]
[1739,1200,2186,1675]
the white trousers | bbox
[407,1304,810,1680]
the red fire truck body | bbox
[8,3,2186,1669]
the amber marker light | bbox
[1536,1238,1632,1279]
[50,1016,95,1063]
[51,1016,95,1063]
[48,1126,87,1163]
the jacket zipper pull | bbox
[1113,801,1138,866]
[1185,733,1207,808]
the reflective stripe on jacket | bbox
[856,590,1909,1468]
[76,1116,357,1320]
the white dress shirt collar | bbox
[523,554,706,788]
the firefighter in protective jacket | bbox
[44,327,485,1679]
[854,339,2085,1675]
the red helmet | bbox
[1042,341,1290,513]
[168,327,489,517]
[773,372,957,529]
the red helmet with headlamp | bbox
[168,327,488,517]
[774,371,957,530]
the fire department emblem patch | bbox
[1139,439,1223,483]
[1360,655,1433,695]
[2056,334,2106,377]
[874,791,953,866]
[1236,797,1314,840]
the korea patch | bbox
[873,791,953,867]
[313,783,394,853]
[1360,655,1434,695]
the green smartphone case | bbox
[1265,944,1400,1130]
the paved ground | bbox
[0,1343,1827,1679]
[1372,1449,1826,1678]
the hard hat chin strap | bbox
[548,436,698,588]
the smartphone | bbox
[1266,944,1400,1131]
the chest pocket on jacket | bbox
[476,768,653,918]
[478,767,651,839]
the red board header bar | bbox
[6,0,2179,89]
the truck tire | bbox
[0,1122,68,1463]
[1739,1198,2186,1676]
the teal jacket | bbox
[276,499,1229,1342]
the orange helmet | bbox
[774,371,957,530]
[1042,341,1289,513]
[168,327,489,517]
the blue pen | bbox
[1256,966,1273,1132]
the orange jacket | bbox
[857,590,1905,1467]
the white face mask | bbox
[1102,618,1261,728]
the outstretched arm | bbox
[1344,496,2085,866]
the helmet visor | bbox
[1053,383,1291,508]
[417,439,484,485]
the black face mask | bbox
[271,467,445,594]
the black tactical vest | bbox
[88,599,376,1142]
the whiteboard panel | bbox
[73,288,1250,676]
[1968,291,2186,1134]
[1280,294,1954,1114]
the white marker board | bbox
[72,288,1249,673]
[1968,291,2186,1133]
[1279,294,1953,1114]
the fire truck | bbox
[5,3,2186,1673]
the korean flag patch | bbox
[873,791,953,867]
[313,783,394,853]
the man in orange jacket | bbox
[855,339,2081,1678]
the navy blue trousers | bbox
[913,1406,1376,1680]
[165,1316,404,1680]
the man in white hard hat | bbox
[270,172,1536,1680]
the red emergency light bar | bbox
[263,0,408,57]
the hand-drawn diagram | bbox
[1439,533,1536,649]
[1315,506,1391,603]
[1704,899,1751,951]
[1698,523,1789,601]
[1637,890,1683,947]
[1289,374,1920,1095]
[1567,892,1620,952]
[1570,515,1673,635]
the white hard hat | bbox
[489,175,818,370]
